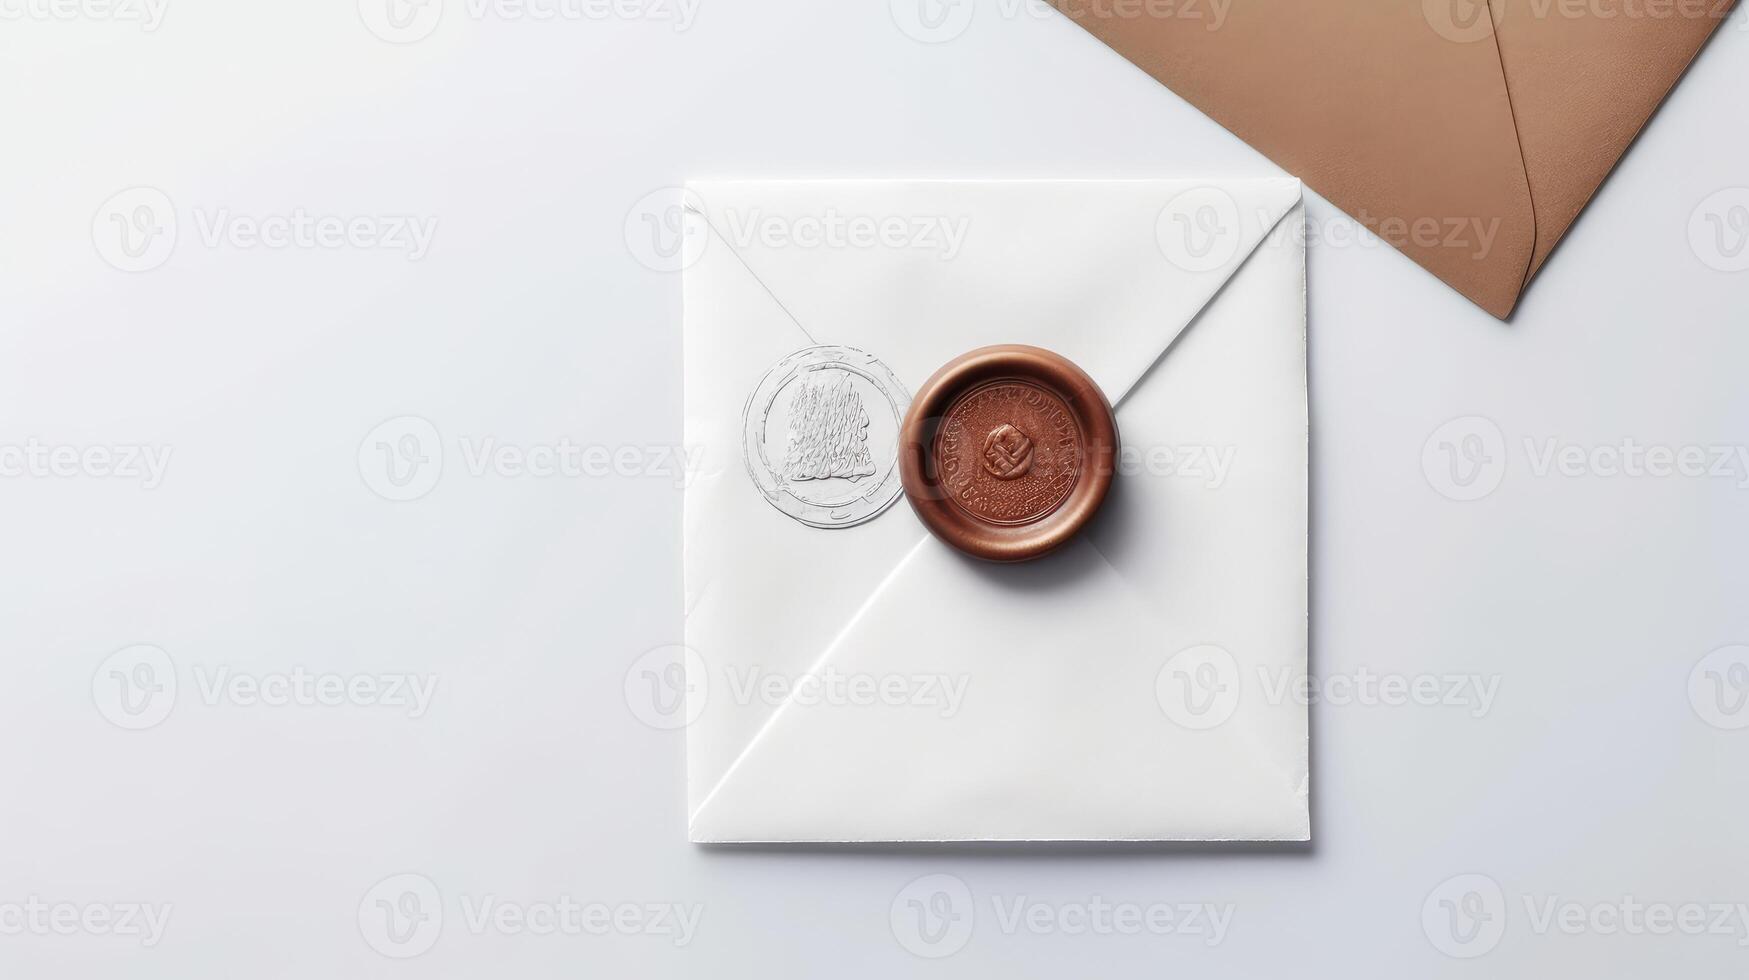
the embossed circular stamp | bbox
[900,346,1118,562]
[742,346,910,529]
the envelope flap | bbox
[1049,0,1538,317]
[688,179,1300,403]
[1490,0,1737,277]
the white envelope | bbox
[681,179,1308,842]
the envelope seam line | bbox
[686,201,819,346]
[1112,196,1301,413]
[689,532,934,830]
[1482,0,1541,300]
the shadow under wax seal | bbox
[742,346,910,529]
[900,345,1117,562]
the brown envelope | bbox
[1051,0,1736,317]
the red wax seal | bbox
[899,345,1118,562]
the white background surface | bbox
[1,1,1746,976]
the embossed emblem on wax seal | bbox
[900,345,1118,562]
[981,423,1034,480]
[743,346,910,529]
